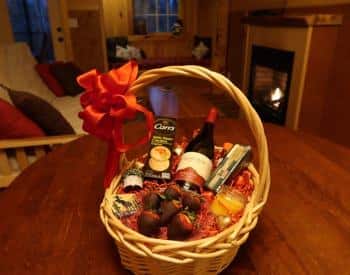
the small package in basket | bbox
[77,61,270,274]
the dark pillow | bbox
[4,86,75,136]
[0,97,45,139]
[49,62,84,96]
[194,36,212,59]
[35,62,66,97]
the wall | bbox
[68,0,100,10]
[67,0,107,72]
[231,0,285,11]
[102,0,131,36]
[197,0,216,37]
[288,0,350,7]
[231,0,350,11]
[286,5,350,147]
[197,0,229,73]
[0,0,14,44]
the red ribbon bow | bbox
[77,61,154,188]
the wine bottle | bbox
[175,108,217,193]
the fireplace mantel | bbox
[241,14,342,132]
[241,14,343,27]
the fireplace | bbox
[248,46,294,125]
[241,14,342,130]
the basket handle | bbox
[128,65,271,210]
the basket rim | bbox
[100,159,259,246]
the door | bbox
[47,0,73,61]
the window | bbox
[133,0,180,33]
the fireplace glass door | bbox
[248,46,294,125]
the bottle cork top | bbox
[206,107,218,123]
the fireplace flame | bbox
[271,87,283,101]
[270,87,284,108]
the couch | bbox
[0,43,83,187]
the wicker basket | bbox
[100,65,271,274]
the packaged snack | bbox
[112,194,139,218]
[144,117,176,180]
[205,144,252,193]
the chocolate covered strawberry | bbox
[160,200,182,225]
[138,210,161,236]
[164,185,182,200]
[182,191,201,212]
[167,212,194,240]
[143,192,161,210]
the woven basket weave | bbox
[100,65,271,275]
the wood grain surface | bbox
[69,8,106,72]
[0,118,349,275]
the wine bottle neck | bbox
[203,121,214,133]
[206,108,218,124]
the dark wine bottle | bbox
[175,108,217,193]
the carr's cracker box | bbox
[144,117,176,180]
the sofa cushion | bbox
[35,63,66,97]
[50,62,84,96]
[4,85,75,135]
[0,98,45,139]
[0,43,56,104]
[193,36,212,60]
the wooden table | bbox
[1,118,349,275]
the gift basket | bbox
[78,62,270,274]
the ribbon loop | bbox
[77,61,154,188]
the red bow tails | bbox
[77,61,154,188]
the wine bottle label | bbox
[175,152,213,186]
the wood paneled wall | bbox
[231,0,285,11]
[197,0,229,73]
[231,0,350,11]
[69,9,106,72]
[130,35,194,59]
[197,0,216,37]
[287,5,350,147]
[226,11,246,88]
[67,0,107,72]
[298,27,338,136]
[211,0,229,73]
[0,0,14,44]
[102,0,131,36]
[68,0,100,10]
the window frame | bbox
[130,0,183,35]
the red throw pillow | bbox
[35,62,66,97]
[0,98,45,139]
